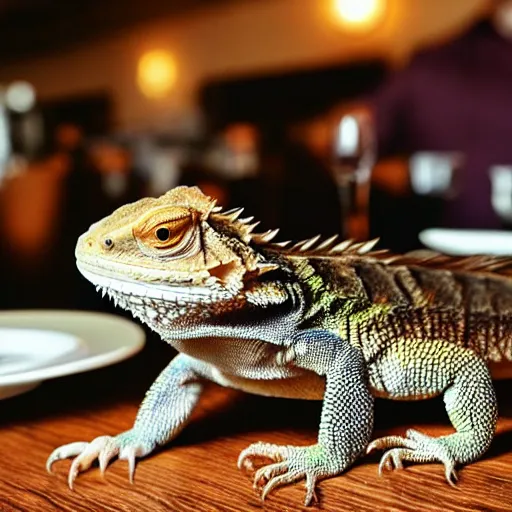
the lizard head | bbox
[76,186,289,332]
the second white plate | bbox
[419,228,512,256]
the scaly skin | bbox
[46,186,512,506]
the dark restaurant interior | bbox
[0,0,511,510]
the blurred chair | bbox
[0,161,64,262]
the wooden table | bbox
[1,338,511,512]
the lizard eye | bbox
[149,218,191,248]
[133,207,200,257]
[155,227,170,242]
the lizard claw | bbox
[253,461,289,489]
[98,442,119,475]
[62,436,120,489]
[238,441,289,471]
[368,429,459,485]
[47,431,150,488]
[238,442,335,506]
[47,442,88,474]
[119,446,137,483]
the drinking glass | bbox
[490,165,512,224]
[409,152,463,198]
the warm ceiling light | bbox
[137,50,177,99]
[332,0,386,29]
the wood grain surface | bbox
[0,338,511,512]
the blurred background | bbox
[1,0,511,312]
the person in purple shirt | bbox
[371,0,512,232]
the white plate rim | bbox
[0,310,145,386]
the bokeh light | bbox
[5,81,36,113]
[137,50,177,99]
[332,0,386,30]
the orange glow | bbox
[332,0,386,30]
[137,50,177,99]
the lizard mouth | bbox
[76,261,234,305]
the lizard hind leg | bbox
[368,353,498,484]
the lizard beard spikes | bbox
[98,285,203,327]
[87,268,234,329]
[91,272,241,332]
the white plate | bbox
[419,229,512,256]
[0,328,86,376]
[0,310,145,399]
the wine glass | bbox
[331,106,375,240]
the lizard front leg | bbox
[47,353,207,488]
[238,330,374,506]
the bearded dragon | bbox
[46,186,512,506]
